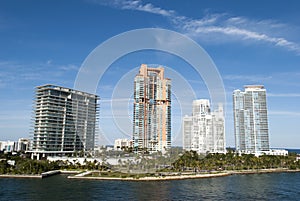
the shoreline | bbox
[68,168,300,181]
[1,169,299,180]
[0,170,81,179]
[68,172,230,181]
[0,174,42,179]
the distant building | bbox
[30,84,99,159]
[16,138,30,152]
[233,85,270,154]
[263,149,288,156]
[133,64,171,153]
[0,138,29,153]
[0,141,16,153]
[114,138,133,151]
[182,115,193,151]
[183,99,226,154]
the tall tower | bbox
[30,85,99,159]
[233,85,269,154]
[133,64,171,153]
[191,100,211,153]
[188,99,225,154]
[182,115,193,151]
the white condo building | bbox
[233,85,270,154]
[114,138,133,151]
[0,138,30,153]
[183,99,226,154]
[30,85,99,159]
[182,115,193,151]
[0,141,16,153]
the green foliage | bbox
[0,160,9,174]
[171,151,300,172]
[1,151,299,176]
[0,152,110,175]
[0,157,61,175]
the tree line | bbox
[1,150,299,175]
[0,152,109,175]
[171,150,300,172]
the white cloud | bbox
[98,0,300,55]
[176,14,300,55]
[94,0,175,17]
[122,1,174,17]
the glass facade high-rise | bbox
[30,85,99,159]
[183,99,226,154]
[133,64,171,153]
[233,85,269,154]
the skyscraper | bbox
[182,99,226,154]
[233,85,269,154]
[133,64,171,153]
[182,115,192,151]
[30,85,99,159]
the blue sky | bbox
[0,0,300,148]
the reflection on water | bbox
[0,173,300,201]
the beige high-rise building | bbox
[133,64,171,153]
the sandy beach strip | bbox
[68,169,300,181]
[0,174,42,179]
[0,170,80,179]
[68,172,233,181]
[1,169,299,180]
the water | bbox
[1,172,300,201]
[286,149,300,154]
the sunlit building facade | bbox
[17,138,30,152]
[31,85,99,159]
[114,138,133,151]
[183,99,226,154]
[233,85,269,154]
[182,115,193,151]
[133,64,171,153]
[0,141,16,153]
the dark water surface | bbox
[1,172,300,201]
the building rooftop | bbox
[244,85,265,89]
[37,84,99,99]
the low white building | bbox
[0,141,16,152]
[114,139,133,151]
[16,138,30,152]
[47,156,98,165]
[263,149,289,156]
[0,138,30,153]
